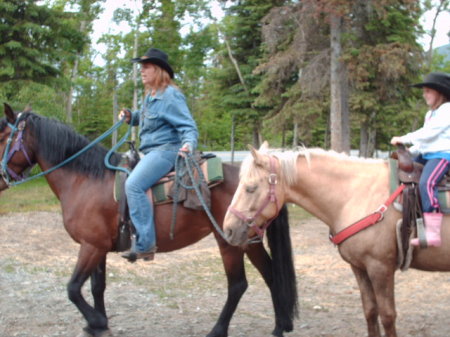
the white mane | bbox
[240,146,385,187]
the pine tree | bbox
[0,0,85,102]
[205,0,287,148]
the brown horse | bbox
[223,141,450,337]
[0,104,298,337]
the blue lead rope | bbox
[6,118,130,187]
[104,121,133,175]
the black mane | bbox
[1,112,122,180]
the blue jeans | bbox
[415,155,450,212]
[125,149,178,252]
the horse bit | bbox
[0,113,34,186]
[227,155,280,241]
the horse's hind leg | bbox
[68,244,110,337]
[207,241,248,337]
[351,265,382,337]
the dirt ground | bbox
[1,211,450,337]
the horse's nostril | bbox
[224,228,233,241]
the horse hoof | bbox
[76,328,114,337]
[271,327,284,337]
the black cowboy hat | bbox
[132,48,174,78]
[412,72,450,99]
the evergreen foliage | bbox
[0,0,85,103]
[0,0,448,154]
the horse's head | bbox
[0,103,36,190]
[223,141,286,246]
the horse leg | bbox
[206,240,248,337]
[90,257,107,317]
[366,262,398,337]
[245,243,287,337]
[68,244,110,337]
[350,265,382,337]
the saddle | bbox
[113,144,223,252]
[391,145,450,270]
[391,145,450,209]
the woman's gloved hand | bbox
[119,109,132,124]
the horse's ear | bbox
[3,103,16,124]
[259,141,269,151]
[248,144,266,167]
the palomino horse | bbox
[0,104,298,337]
[223,141,450,337]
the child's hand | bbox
[390,136,403,146]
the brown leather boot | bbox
[121,246,157,262]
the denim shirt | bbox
[130,85,198,154]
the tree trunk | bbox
[426,0,448,68]
[132,29,139,142]
[112,87,118,146]
[359,125,368,157]
[230,114,235,164]
[367,127,377,157]
[359,110,377,157]
[66,20,87,124]
[292,121,298,147]
[253,123,261,149]
[330,14,350,153]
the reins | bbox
[0,114,130,187]
[171,152,229,242]
[228,155,280,242]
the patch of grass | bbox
[2,262,16,273]
[287,203,313,223]
[0,177,59,214]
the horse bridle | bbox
[227,155,280,241]
[0,113,34,187]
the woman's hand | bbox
[119,109,131,124]
[178,143,192,157]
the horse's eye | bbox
[246,185,257,193]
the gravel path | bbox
[1,211,449,337]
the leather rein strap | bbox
[228,155,280,241]
[329,184,406,245]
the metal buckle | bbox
[0,170,11,188]
[268,173,277,185]
[17,120,26,131]
[374,204,387,222]
[376,204,388,213]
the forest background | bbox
[0,0,449,156]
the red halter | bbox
[228,155,280,241]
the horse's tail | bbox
[266,204,299,332]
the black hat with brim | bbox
[132,48,174,78]
[412,72,450,99]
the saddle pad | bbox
[389,159,450,213]
[152,156,223,205]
